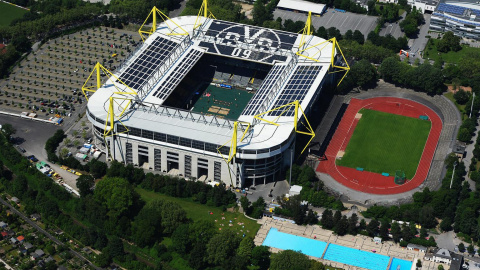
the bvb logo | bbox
[213,24,282,59]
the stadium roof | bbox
[87,16,334,153]
[277,0,327,14]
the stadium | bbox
[84,6,348,188]
[317,96,443,195]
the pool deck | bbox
[255,217,442,270]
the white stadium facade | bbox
[85,12,347,188]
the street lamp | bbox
[450,161,458,189]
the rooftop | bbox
[87,16,333,152]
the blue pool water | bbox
[323,244,391,270]
[389,258,413,270]
[262,228,327,258]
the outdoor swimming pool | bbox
[263,228,413,270]
[262,228,327,258]
[389,258,413,270]
[323,243,390,270]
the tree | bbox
[454,90,470,105]
[345,30,354,40]
[171,224,191,255]
[94,177,138,219]
[379,57,401,82]
[391,222,402,242]
[349,59,377,88]
[438,265,444,270]
[367,219,380,236]
[335,215,349,236]
[237,236,254,262]
[379,221,389,240]
[1,123,16,139]
[348,213,358,234]
[240,196,250,214]
[206,230,241,266]
[320,209,335,230]
[458,242,466,252]
[468,244,475,255]
[270,250,311,270]
[458,128,472,143]
[416,259,422,268]
[76,175,95,197]
[251,246,270,270]
[353,30,365,44]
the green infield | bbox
[0,2,27,26]
[191,84,253,120]
[336,109,431,179]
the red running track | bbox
[316,97,442,195]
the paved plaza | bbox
[254,217,443,270]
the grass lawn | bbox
[424,39,480,64]
[136,188,260,238]
[336,109,431,179]
[0,2,27,26]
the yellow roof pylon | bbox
[81,62,137,101]
[298,11,312,50]
[296,37,350,86]
[139,6,189,42]
[104,96,132,138]
[254,100,315,155]
[217,121,251,164]
[194,0,216,30]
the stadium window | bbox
[192,140,204,150]
[129,127,142,137]
[205,143,217,153]
[180,138,192,148]
[117,125,127,133]
[142,130,153,140]
[167,135,180,145]
[154,132,166,142]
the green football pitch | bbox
[336,109,431,179]
[191,85,253,120]
[0,2,27,26]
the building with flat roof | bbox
[86,14,346,188]
[276,0,327,15]
[430,0,480,39]
[408,0,439,13]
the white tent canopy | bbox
[277,0,327,14]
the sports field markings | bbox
[336,108,431,179]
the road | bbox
[408,13,431,63]
[0,197,102,270]
[0,114,81,191]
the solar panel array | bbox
[153,48,205,100]
[437,3,466,15]
[268,65,322,117]
[118,36,178,90]
[242,65,286,116]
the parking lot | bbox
[273,9,378,37]
[0,26,140,120]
